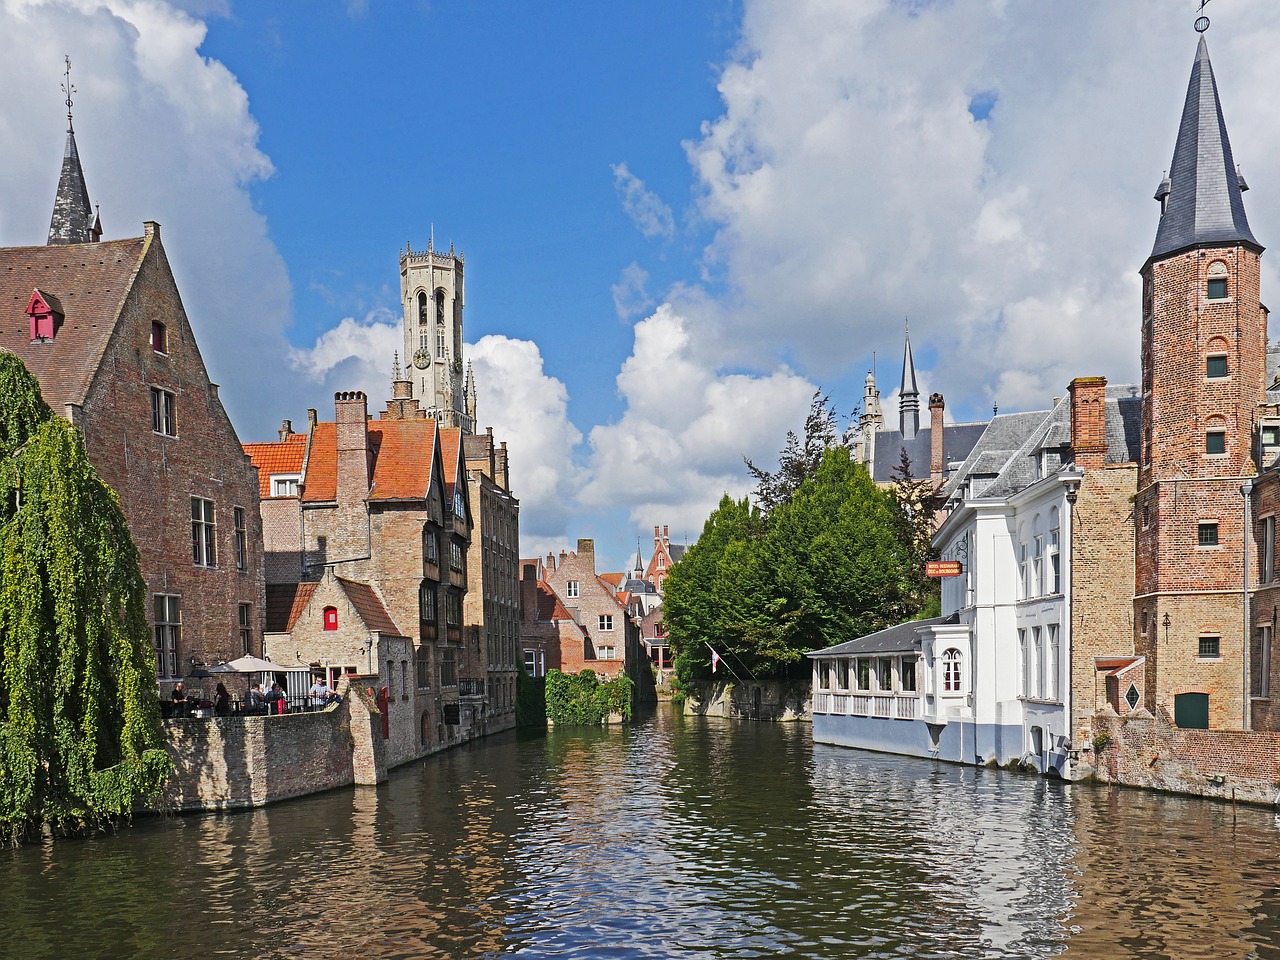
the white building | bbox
[811,382,1139,776]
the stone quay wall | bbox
[151,686,386,813]
[681,680,810,721]
[1088,707,1280,807]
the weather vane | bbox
[61,55,75,124]
[1195,0,1211,34]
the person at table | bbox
[171,682,188,703]
[246,682,268,715]
[268,682,287,713]
[214,682,231,717]
[309,676,332,708]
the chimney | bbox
[654,525,661,549]
[546,551,555,571]
[929,393,945,487]
[335,391,370,503]
[576,539,595,570]
[499,441,508,490]
[1068,377,1108,470]
[278,419,293,441]
[662,525,669,547]
[307,408,318,430]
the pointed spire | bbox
[1150,35,1260,262]
[48,57,96,246]
[899,320,920,440]
[634,541,644,576]
[392,351,402,381]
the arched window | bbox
[942,648,962,692]
[323,606,338,631]
[417,291,429,325]
[435,288,446,325]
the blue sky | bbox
[5,0,1280,574]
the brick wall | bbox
[1070,463,1137,745]
[153,684,386,812]
[542,540,628,678]
[1088,706,1280,806]
[78,228,265,685]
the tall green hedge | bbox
[544,669,634,725]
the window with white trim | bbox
[942,648,963,693]
[270,474,299,497]
[598,614,614,631]
[566,580,580,598]
[1047,624,1060,701]
[191,497,216,567]
[151,387,175,436]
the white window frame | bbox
[566,580,580,599]
[942,649,963,693]
[271,474,300,497]
[598,614,614,631]
[191,497,216,567]
[151,386,175,436]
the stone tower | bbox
[400,239,476,432]
[1134,32,1266,729]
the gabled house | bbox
[1,119,264,691]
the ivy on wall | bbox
[544,669,634,726]
[0,354,170,843]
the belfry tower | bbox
[1134,28,1267,729]
[399,238,476,432]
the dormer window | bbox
[26,289,63,342]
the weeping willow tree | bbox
[0,354,170,843]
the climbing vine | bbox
[544,669,634,726]
[0,354,170,843]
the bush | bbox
[544,669,634,725]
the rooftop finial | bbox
[392,351,402,381]
[1195,0,1211,34]
[61,55,75,129]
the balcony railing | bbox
[458,678,485,698]
[812,692,919,720]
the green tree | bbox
[744,391,854,515]
[544,669,634,725]
[0,354,170,843]
[663,495,764,690]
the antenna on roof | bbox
[1195,0,1211,33]
[61,55,75,129]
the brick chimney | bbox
[278,419,293,441]
[335,391,370,503]
[1068,377,1108,470]
[577,538,595,570]
[662,525,669,547]
[929,393,945,487]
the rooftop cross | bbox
[1195,0,1211,34]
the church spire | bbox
[1149,31,1260,263]
[899,320,920,440]
[48,57,98,246]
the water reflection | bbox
[1,708,1278,960]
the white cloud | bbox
[467,335,584,550]
[681,0,1280,418]
[0,0,304,442]
[611,261,654,319]
[579,304,816,533]
[286,308,402,401]
[611,162,675,241]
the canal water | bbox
[4,707,1279,960]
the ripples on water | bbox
[3,707,1279,960]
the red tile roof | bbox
[1096,656,1143,677]
[336,578,404,637]
[265,582,319,633]
[599,572,624,589]
[244,433,307,498]
[299,418,439,503]
[0,237,147,412]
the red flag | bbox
[711,649,721,673]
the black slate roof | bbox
[1150,36,1260,262]
[807,613,959,658]
[870,421,988,484]
[48,126,95,246]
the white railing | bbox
[812,691,919,719]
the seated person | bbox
[246,682,269,715]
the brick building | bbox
[522,541,648,700]
[1134,34,1276,732]
[246,386,476,765]
[0,117,264,691]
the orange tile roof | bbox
[265,582,319,633]
[336,578,404,637]
[439,426,463,488]
[244,434,307,498]
[300,418,439,503]
[600,572,625,588]
[0,237,147,412]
